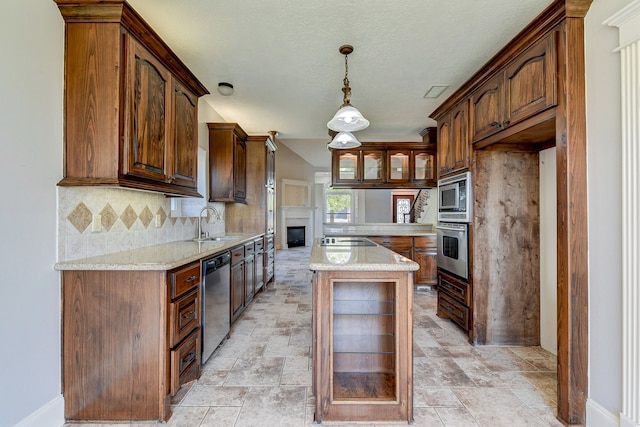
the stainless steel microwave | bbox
[437,171,472,223]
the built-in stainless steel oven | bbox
[436,222,469,280]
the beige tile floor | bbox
[64,246,562,427]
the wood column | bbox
[555,1,592,424]
[605,3,640,426]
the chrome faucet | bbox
[197,206,222,240]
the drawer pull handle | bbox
[184,275,198,283]
[182,351,196,366]
[181,310,196,321]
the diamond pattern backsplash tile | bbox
[58,187,225,261]
[68,202,92,233]
[120,205,138,230]
[139,206,154,228]
[100,203,118,231]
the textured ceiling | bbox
[128,0,554,168]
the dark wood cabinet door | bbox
[411,150,436,185]
[332,150,361,185]
[387,149,411,183]
[233,136,247,201]
[437,116,451,177]
[361,150,385,184]
[450,101,470,173]
[124,38,172,182]
[414,248,437,286]
[471,72,505,143]
[505,32,556,125]
[171,81,198,189]
[244,254,255,305]
[230,261,245,321]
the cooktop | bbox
[320,237,377,247]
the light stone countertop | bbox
[54,233,263,271]
[309,238,419,272]
[322,222,435,237]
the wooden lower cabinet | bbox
[436,268,472,336]
[312,270,413,423]
[61,261,202,422]
[369,236,413,260]
[413,236,438,286]
[230,245,245,322]
[367,235,437,287]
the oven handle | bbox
[436,224,467,232]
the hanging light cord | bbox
[341,52,352,107]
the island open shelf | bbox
[311,266,414,423]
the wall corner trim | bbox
[14,394,64,427]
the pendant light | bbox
[327,131,361,149]
[327,45,370,133]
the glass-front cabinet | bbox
[412,150,436,184]
[333,150,360,185]
[362,150,385,184]
[388,150,410,182]
[330,139,437,188]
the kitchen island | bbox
[309,237,419,424]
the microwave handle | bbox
[436,224,467,232]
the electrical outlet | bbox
[92,214,101,232]
[155,214,161,228]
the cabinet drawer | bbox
[170,262,201,300]
[170,328,200,395]
[438,270,470,305]
[266,234,274,250]
[266,248,275,266]
[231,246,245,266]
[254,237,264,252]
[368,236,413,247]
[170,288,201,347]
[413,236,436,249]
[437,291,470,331]
[244,241,255,256]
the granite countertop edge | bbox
[54,233,264,271]
[309,238,419,272]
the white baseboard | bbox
[587,398,619,427]
[621,413,640,427]
[13,395,64,427]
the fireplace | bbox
[287,226,306,248]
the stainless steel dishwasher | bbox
[201,251,231,363]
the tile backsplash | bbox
[58,187,225,261]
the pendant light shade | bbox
[327,131,361,149]
[327,45,370,133]
[327,106,370,132]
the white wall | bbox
[585,0,629,423]
[539,148,557,355]
[0,1,65,425]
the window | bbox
[393,194,414,223]
[325,188,353,223]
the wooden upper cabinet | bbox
[362,150,386,184]
[123,38,172,183]
[470,72,505,143]
[208,123,247,203]
[54,0,208,197]
[387,150,410,182]
[172,81,199,189]
[505,32,557,125]
[437,100,469,178]
[330,140,436,188]
[332,150,362,185]
[470,32,556,144]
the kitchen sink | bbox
[193,235,241,243]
